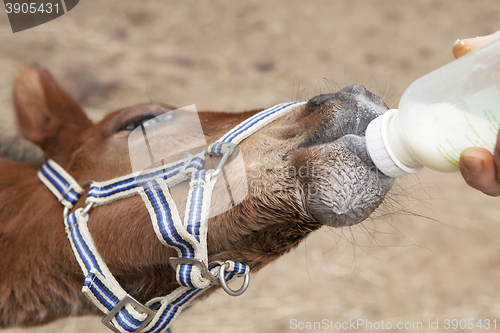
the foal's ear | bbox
[13,64,93,159]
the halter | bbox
[38,101,305,333]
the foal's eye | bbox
[118,112,175,132]
[142,112,175,130]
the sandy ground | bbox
[1,1,500,332]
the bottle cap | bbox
[365,109,422,178]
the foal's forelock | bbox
[0,131,44,164]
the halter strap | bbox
[38,159,84,209]
[38,101,305,332]
[140,173,213,289]
[208,101,305,154]
[86,152,206,207]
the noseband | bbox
[38,101,305,333]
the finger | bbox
[460,147,500,196]
[494,128,500,185]
[453,30,500,59]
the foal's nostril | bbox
[306,93,336,111]
[306,85,387,112]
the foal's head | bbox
[13,65,392,301]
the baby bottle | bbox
[366,38,500,178]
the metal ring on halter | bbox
[81,202,94,216]
[80,180,95,190]
[62,180,95,219]
[218,262,250,297]
[63,207,70,219]
[211,145,235,178]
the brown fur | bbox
[0,65,391,327]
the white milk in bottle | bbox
[365,38,500,178]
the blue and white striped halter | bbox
[38,101,306,333]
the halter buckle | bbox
[169,257,219,285]
[102,294,156,333]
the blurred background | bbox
[1,1,500,332]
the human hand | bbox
[452,30,500,58]
[456,31,500,196]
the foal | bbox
[0,65,392,328]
